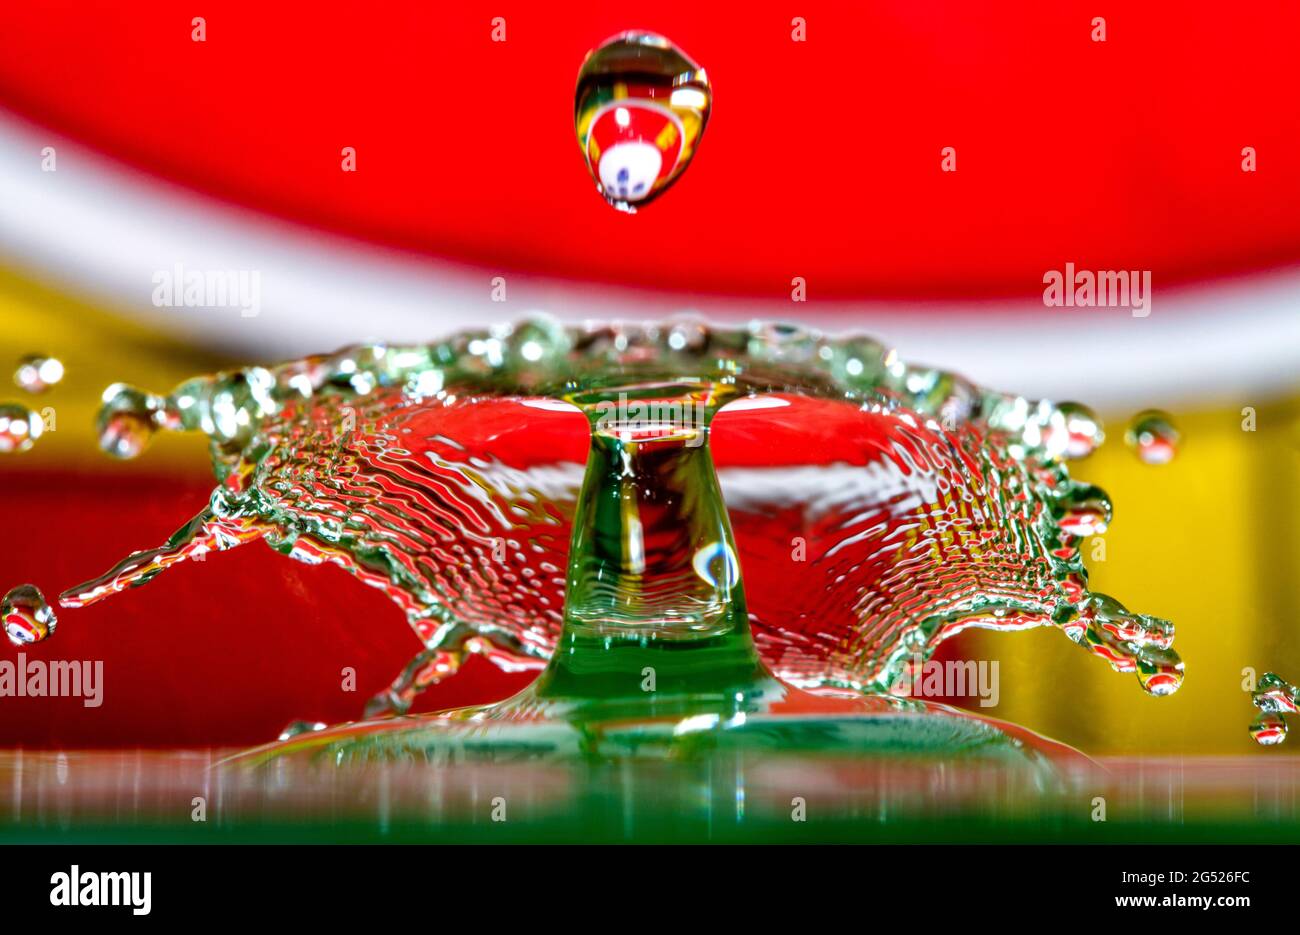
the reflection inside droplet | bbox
[2,584,57,646]
[0,403,41,453]
[1126,409,1179,464]
[575,32,711,212]
[14,355,64,394]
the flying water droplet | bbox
[13,355,64,393]
[1135,647,1184,697]
[1249,672,1298,745]
[1126,409,1179,464]
[96,383,163,459]
[575,32,711,212]
[2,584,57,646]
[1250,713,1288,746]
[0,403,42,453]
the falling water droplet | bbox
[96,383,161,459]
[575,32,711,212]
[0,402,42,453]
[1126,409,1179,464]
[1251,713,1288,746]
[1135,646,1184,696]
[13,355,64,393]
[2,584,57,646]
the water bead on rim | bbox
[278,721,328,741]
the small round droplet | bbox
[824,337,888,389]
[1126,409,1179,464]
[0,402,42,453]
[96,383,160,459]
[1250,713,1288,746]
[2,584,57,646]
[13,355,64,393]
[504,316,572,371]
[575,32,711,212]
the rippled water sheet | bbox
[59,319,1181,728]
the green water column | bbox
[529,380,784,719]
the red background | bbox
[0,1,1296,299]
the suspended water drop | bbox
[1251,713,1288,746]
[2,584,57,646]
[1126,410,1179,464]
[1247,671,1298,746]
[96,383,161,459]
[14,355,64,393]
[575,32,711,212]
[1135,647,1184,696]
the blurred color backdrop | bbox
[0,1,1297,755]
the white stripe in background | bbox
[0,109,1296,408]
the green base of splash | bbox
[232,600,1084,773]
[238,707,1072,769]
[229,685,1092,826]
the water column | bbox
[526,380,784,718]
